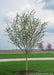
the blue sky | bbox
[0,0,54,50]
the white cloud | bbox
[0,24,7,31]
[45,32,54,36]
[43,32,54,49]
[4,0,44,20]
[36,0,43,3]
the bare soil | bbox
[14,70,37,75]
[0,50,54,53]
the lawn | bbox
[0,60,54,75]
[0,53,54,59]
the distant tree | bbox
[6,10,47,74]
[47,43,52,50]
[38,43,44,50]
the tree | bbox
[47,43,52,50]
[6,10,47,74]
[38,43,44,50]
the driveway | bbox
[0,58,54,62]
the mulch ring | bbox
[14,70,37,74]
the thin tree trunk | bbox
[26,51,28,75]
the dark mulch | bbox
[14,70,37,74]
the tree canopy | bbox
[6,10,47,53]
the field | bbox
[0,52,54,75]
[0,53,54,59]
[0,60,54,75]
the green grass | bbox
[0,53,54,59]
[0,60,54,75]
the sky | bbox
[0,0,54,50]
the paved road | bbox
[0,58,54,62]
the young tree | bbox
[47,43,52,50]
[6,10,47,74]
[38,43,44,50]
